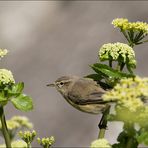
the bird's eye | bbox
[60,82,64,85]
[57,82,64,88]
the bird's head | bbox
[47,75,79,96]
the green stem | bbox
[27,143,31,148]
[126,138,134,148]
[129,42,134,48]
[0,106,11,148]
[98,105,110,139]
[44,145,49,148]
[136,39,148,45]
[124,122,138,148]
[121,30,130,43]
[98,128,106,139]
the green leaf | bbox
[11,94,33,112]
[91,63,134,79]
[84,74,103,81]
[6,82,24,96]
[137,129,148,145]
[14,82,24,93]
[0,92,8,106]
[90,64,108,78]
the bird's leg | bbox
[98,105,110,139]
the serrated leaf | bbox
[11,94,33,112]
[91,63,134,79]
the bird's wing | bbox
[68,78,107,105]
[68,91,107,105]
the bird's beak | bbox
[46,83,55,87]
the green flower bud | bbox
[19,130,36,145]
[37,136,55,148]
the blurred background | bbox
[0,1,148,147]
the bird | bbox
[47,75,109,114]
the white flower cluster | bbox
[99,42,136,68]
[0,69,15,85]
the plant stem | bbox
[98,128,106,139]
[124,122,138,148]
[126,138,133,148]
[98,105,110,139]
[0,106,11,148]
[27,143,31,148]
[121,30,130,43]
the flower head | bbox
[112,18,129,30]
[11,116,33,129]
[37,136,55,148]
[19,130,36,144]
[0,49,8,59]
[112,18,148,34]
[91,138,111,148]
[130,21,148,33]
[0,116,33,131]
[0,69,15,85]
[0,120,20,130]
[99,42,136,68]
[103,76,148,112]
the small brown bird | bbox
[47,75,109,114]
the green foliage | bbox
[112,131,138,148]
[11,94,33,112]
[0,82,33,112]
[7,82,24,96]
[0,49,34,148]
[137,128,148,145]
[91,63,134,79]
[88,63,134,87]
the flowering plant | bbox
[0,50,55,148]
[88,18,148,148]
[0,18,148,148]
